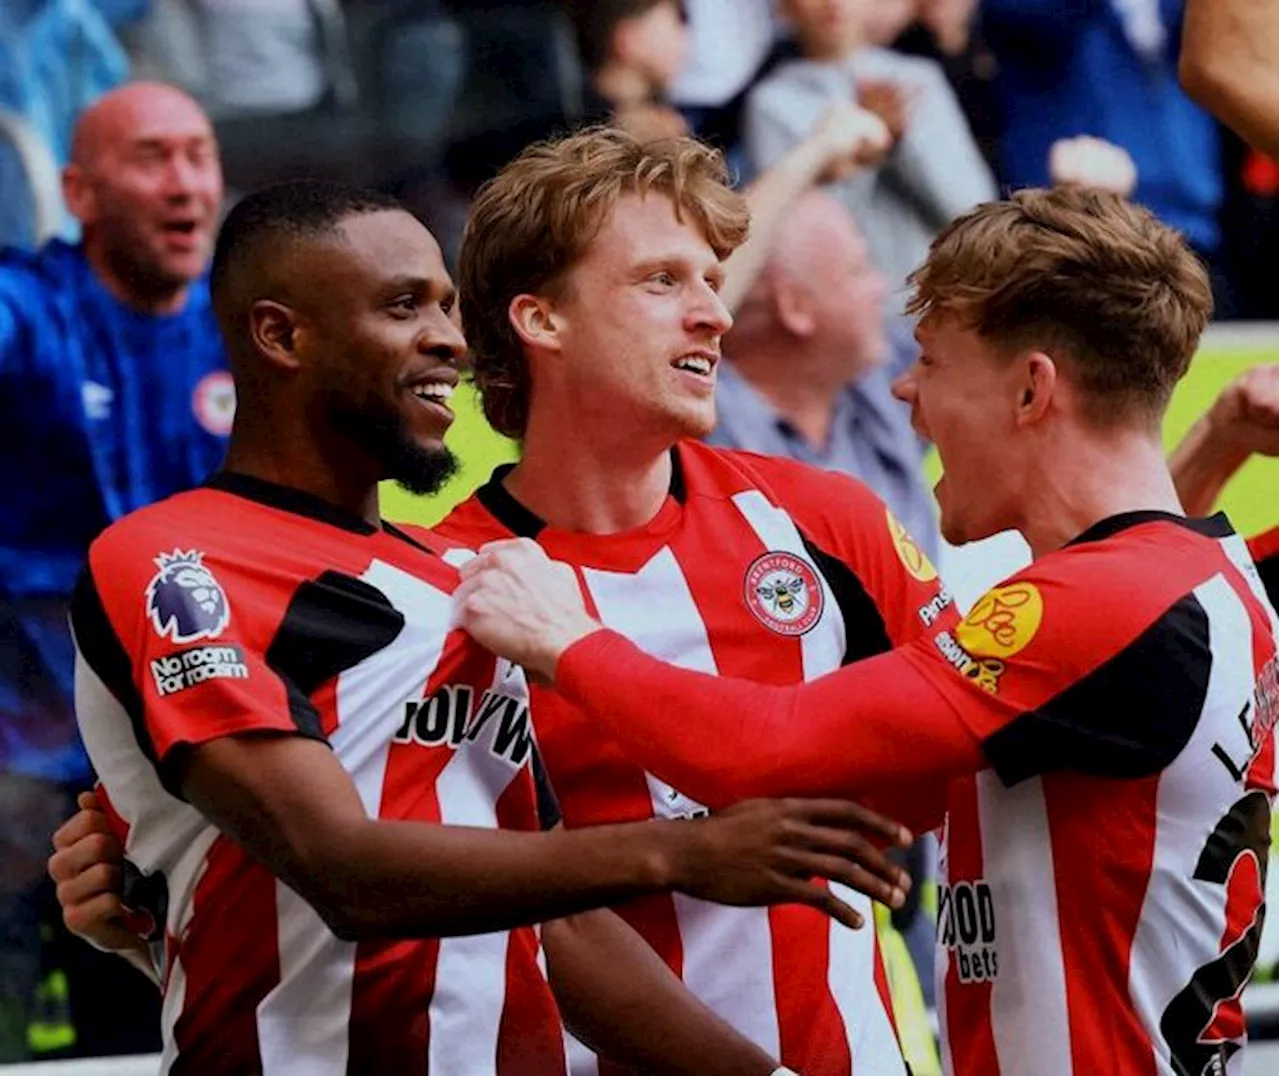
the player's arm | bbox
[1179,0,1279,159]
[453,540,979,832]
[177,732,908,940]
[1169,363,1279,515]
[544,909,779,1075]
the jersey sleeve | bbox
[897,551,1214,786]
[72,525,330,795]
[744,452,958,650]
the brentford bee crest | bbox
[744,551,824,636]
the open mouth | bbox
[409,382,456,408]
[671,351,718,378]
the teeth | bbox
[412,383,455,402]
[675,356,712,375]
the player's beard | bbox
[331,396,459,496]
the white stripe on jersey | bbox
[582,546,782,1057]
[827,884,907,1074]
[730,490,847,678]
[258,885,356,1076]
[977,770,1073,1076]
[1128,573,1258,1076]
[1222,533,1280,639]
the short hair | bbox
[458,126,749,438]
[905,187,1213,427]
[564,0,686,74]
[210,179,404,349]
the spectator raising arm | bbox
[1180,0,1279,159]
[1169,363,1279,516]
[720,101,890,313]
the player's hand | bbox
[453,538,603,679]
[808,100,893,182]
[666,798,913,930]
[1205,363,1280,458]
[1048,136,1138,197]
[48,791,144,954]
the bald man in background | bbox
[0,81,226,1061]
[709,190,938,562]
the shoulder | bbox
[748,59,842,109]
[432,490,512,549]
[0,240,71,309]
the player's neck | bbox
[505,416,674,534]
[222,420,382,527]
[1017,429,1185,559]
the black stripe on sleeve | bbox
[800,534,893,665]
[264,571,407,739]
[1255,553,1278,611]
[983,592,1212,786]
[531,746,563,831]
[70,564,157,770]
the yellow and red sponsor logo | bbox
[933,631,1007,694]
[886,507,937,583]
[954,581,1043,660]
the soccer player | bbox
[454,187,1279,1076]
[434,127,949,1075]
[65,179,912,1074]
[1169,362,1279,609]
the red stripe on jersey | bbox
[769,904,852,1074]
[942,777,999,1075]
[347,937,438,1069]
[314,678,340,738]
[1247,526,1279,564]
[171,838,278,1070]
[1043,772,1160,1075]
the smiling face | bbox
[296,209,467,493]
[529,192,733,447]
[892,316,1026,545]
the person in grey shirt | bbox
[708,188,940,563]
[745,0,996,295]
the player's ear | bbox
[250,300,304,371]
[508,293,565,354]
[62,163,97,227]
[1015,351,1057,426]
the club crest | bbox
[744,551,824,636]
[145,549,230,644]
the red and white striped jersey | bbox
[71,473,565,1076]
[901,512,1278,1076]
[437,439,953,1076]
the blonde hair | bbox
[458,127,750,438]
[906,187,1213,427]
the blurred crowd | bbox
[0,0,1276,1066]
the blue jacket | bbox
[984,0,1221,253]
[0,240,230,781]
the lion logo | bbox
[145,550,230,644]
